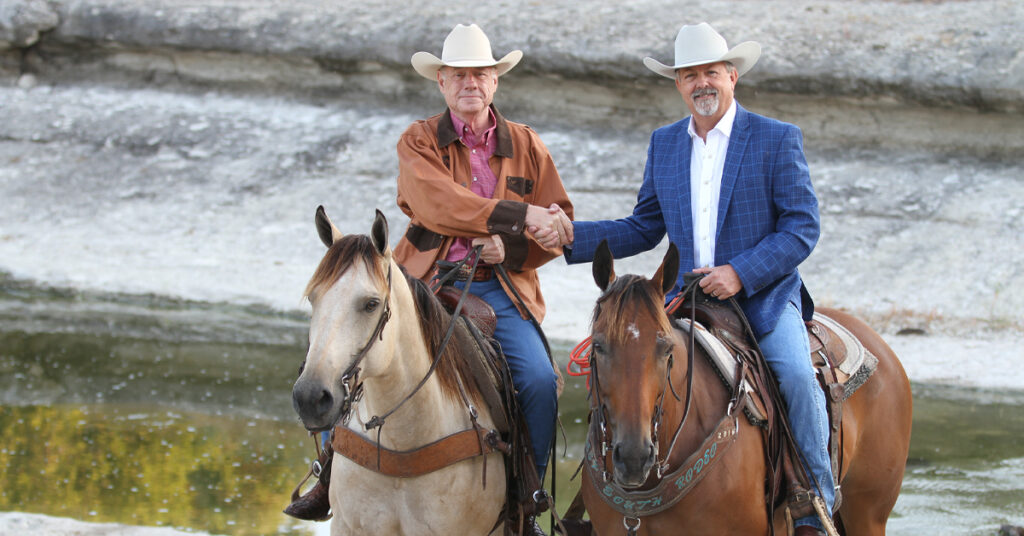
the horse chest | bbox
[330,454,505,535]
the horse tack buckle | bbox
[623,516,641,535]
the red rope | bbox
[566,335,594,388]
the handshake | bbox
[526,203,573,250]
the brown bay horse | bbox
[579,241,913,535]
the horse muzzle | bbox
[611,437,657,488]
[292,376,346,433]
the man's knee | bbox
[515,365,558,401]
[774,361,818,397]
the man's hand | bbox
[472,234,505,265]
[527,203,573,249]
[695,264,743,300]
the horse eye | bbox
[364,299,380,313]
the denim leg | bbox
[758,302,835,529]
[457,279,557,481]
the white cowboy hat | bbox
[411,23,523,80]
[643,22,761,79]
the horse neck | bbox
[660,336,730,464]
[353,275,470,449]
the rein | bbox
[331,248,501,482]
[360,248,483,432]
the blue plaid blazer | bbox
[566,103,820,337]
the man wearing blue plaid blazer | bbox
[538,23,833,535]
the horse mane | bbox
[592,274,675,346]
[304,235,480,405]
[403,271,484,405]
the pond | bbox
[1,328,1022,535]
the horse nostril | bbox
[314,389,333,414]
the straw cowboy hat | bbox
[411,24,523,80]
[643,22,761,79]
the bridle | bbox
[337,249,485,434]
[336,262,393,427]
[583,276,745,534]
[589,278,698,483]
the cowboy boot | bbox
[793,527,826,536]
[283,442,333,521]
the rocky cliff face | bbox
[1,0,1022,337]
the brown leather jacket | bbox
[394,106,574,322]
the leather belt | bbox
[435,260,494,283]
[451,264,493,282]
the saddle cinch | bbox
[671,290,879,521]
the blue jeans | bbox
[759,302,835,530]
[456,278,557,481]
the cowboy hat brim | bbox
[643,41,761,79]
[411,50,523,80]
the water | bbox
[1,327,1023,535]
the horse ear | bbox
[653,243,680,295]
[371,209,390,256]
[592,240,616,292]
[315,205,343,247]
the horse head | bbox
[589,240,680,488]
[292,206,396,432]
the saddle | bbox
[671,291,878,522]
[436,285,497,338]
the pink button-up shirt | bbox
[445,109,499,262]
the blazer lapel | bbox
[675,118,695,270]
[716,103,749,244]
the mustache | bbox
[692,88,718,99]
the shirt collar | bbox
[449,107,496,147]
[437,105,514,158]
[687,98,738,140]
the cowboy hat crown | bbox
[643,22,761,79]
[411,24,523,80]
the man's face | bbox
[438,66,499,120]
[674,62,738,119]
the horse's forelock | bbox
[304,235,387,301]
[593,275,673,346]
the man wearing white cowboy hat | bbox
[544,22,833,535]
[285,23,573,535]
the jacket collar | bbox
[437,105,513,158]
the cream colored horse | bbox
[292,208,505,535]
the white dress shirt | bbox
[687,99,737,269]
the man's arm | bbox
[559,137,667,264]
